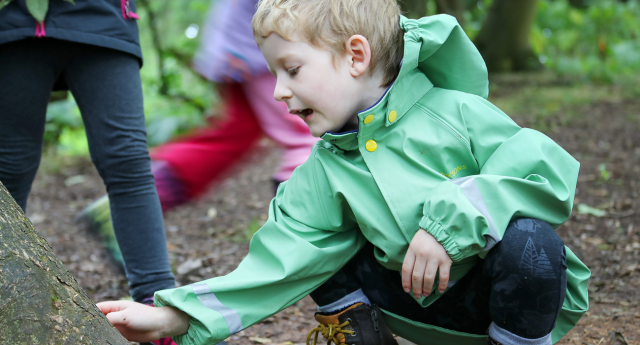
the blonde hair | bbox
[252,0,404,87]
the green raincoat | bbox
[155,15,590,345]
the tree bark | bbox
[473,0,540,72]
[0,182,129,344]
[435,0,465,27]
[400,0,428,19]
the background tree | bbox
[434,0,466,27]
[0,182,129,344]
[400,0,428,18]
[400,0,540,71]
[473,0,540,72]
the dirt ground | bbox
[24,74,640,345]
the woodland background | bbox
[12,0,640,344]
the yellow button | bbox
[365,140,377,152]
[364,114,374,125]
[388,110,397,123]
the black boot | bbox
[307,303,398,345]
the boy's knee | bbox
[489,218,566,280]
[487,219,568,338]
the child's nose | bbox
[273,81,293,101]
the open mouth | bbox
[290,108,314,120]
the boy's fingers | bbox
[401,251,416,293]
[411,255,427,298]
[437,261,452,293]
[422,261,438,296]
[105,310,128,326]
[97,301,129,315]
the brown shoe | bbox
[307,303,398,345]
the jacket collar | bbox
[321,11,495,150]
[320,62,434,151]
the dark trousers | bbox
[0,38,175,301]
[311,219,567,339]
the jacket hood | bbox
[399,15,489,99]
[320,14,489,146]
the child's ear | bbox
[345,35,371,78]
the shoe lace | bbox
[306,320,354,345]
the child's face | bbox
[260,33,366,137]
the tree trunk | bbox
[435,0,465,27]
[401,0,428,19]
[473,0,540,72]
[0,182,129,344]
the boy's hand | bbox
[97,300,190,342]
[402,229,452,299]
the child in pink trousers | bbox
[147,0,317,207]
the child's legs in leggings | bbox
[241,73,318,182]
[310,219,566,343]
[0,40,57,211]
[64,44,175,301]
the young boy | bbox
[98,1,590,344]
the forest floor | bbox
[25,73,640,345]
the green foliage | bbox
[42,0,640,156]
[45,97,86,156]
[130,0,214,145]
[0,0,13,11]
[533,0,640,83]
[577,203,607,217]
[597,163,611,181]
[1,0,76,20]
[25,0,48,22]
[242,217,266,242]
[466,0,640,82]
[44,0,214,155]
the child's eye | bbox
[287,67,299,77]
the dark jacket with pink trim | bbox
[0,0,142,63]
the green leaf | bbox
[577,203,607,217]
[63,0,75,4]
[25,0,48,22]
[0,0,14,11]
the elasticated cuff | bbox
[418,216,464,262]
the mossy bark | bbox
[0,182,129,344]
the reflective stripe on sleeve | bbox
[191,283,244,334]
[450,176,501,251]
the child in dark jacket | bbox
[0,0,175,308]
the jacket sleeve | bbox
[154,147,364,345]
[419,96,579,262]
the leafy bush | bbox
[44,0,213,155]
[464,0,640,82]
[533,0,640,82]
